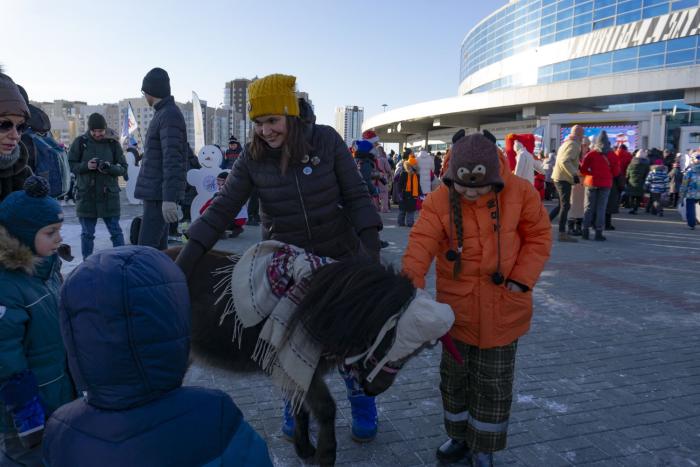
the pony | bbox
[166,245,452,466]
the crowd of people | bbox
[0,64,698,467]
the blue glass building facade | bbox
[460,0,700,94]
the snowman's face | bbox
[198,146,223,169]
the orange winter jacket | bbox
[401,156,552,348]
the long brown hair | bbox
[249,116,312,174]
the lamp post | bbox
[382,104,388,112]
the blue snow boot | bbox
[340,366,378,442]
[281,401,294,441]
[471,452,494,467]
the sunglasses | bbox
[0,120,29,134]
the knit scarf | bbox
[214,241,332,413]
[405,171,419,197]
[0,146,20,170]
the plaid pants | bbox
[440,339,518,452]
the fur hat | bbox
[88,113,107,131]
[247,74,300,120]
[141,67,171,99]
[361,130,379,144]
[443,133,503,190]
[0,176,63,252]
[0,73,30,119]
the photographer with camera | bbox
[68,113,127,260]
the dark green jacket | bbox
[625,157,650,197]
[0,226,75,432]
[68,133,127,218]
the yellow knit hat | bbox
[247,74,300,120]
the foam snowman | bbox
[124,150,142,205]
[187,145,224,222]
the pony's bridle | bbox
[343,294,414,383]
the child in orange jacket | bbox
[401,132,552,467]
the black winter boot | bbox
[604,213,615,230]
[573,219,583,236]
[436,438,470,464]
[594,230,606,241]
[567,220,575,235]
[581,228,590,240]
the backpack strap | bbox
[77,135,88,160]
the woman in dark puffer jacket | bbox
[175,73,383,443]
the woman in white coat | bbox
[416,148,435,195]
[514,140,544,185]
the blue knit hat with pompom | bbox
[0,176,63,252]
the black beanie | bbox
[88,113,107,131]
[141,67,171,99]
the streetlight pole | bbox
[382,104,388,112]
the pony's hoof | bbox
[294,442,316,460]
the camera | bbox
[98,160,111,172]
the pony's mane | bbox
[289,260,415,357]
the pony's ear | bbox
[451,129,466,144]
[482,130,497,144]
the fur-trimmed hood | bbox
[0,224,37,274]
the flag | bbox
[120,102,138,145]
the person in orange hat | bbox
[397,154,422,227]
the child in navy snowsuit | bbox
[43,246,272,467]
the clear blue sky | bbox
[4,0,505,126]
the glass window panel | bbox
[542,4,557,16]
[557,7,574,20]
[542,0,557,5]
[576,0,591,3]
[614,47,638,60]
[617,10,642,23]
[617,0,642,12]
[553,61,571,73]
[595,0,616,6]
[593,17,615,28]
[570,67,590,79]
[558,0,575,8]
[613,59,638,71]
[666,49,696,63]
[556,18,574,30]
[540,34,557,45]
[590,51,613,64]
[573,23,593,35]
[571,56,590,68]
[589,62,613,75]
[577,0,595,12]
[552,71,569,82]
[643,0,668,5]
[556,29,573,40]
[639,41,666,55]
[539,64,554,76]
[594,5,616,19]
[672,0,698,10]
[538,75,554,84]
[643,4,670,16]
[574,12,593,24]
[541,24,556,35]
[667,36,697,51]
[638,53,665,68]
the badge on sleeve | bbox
[303,166,313,176]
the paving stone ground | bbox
[60,195,700,466]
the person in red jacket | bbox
[580,131,620,240]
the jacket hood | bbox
[0,224,38,274]
[60,246,191,410]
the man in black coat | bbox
[135,67,188,250]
